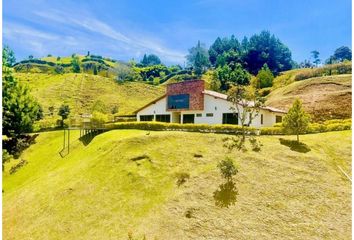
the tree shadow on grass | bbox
[213,180,238,208]
[79,130,105,146]
[279,138,311,153]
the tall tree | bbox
[71,56,81,73]
[186,41,210,77]
[2,45,16,67]
[140,54,161,66]
[244,31,293,75]
[225,84,265,151]
[256,63,274,88]
[58,105,70,127]
[3,47,41,137]
[311,50,320,66]
[282,99,310,142]
[333,46,352,62]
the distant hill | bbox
[15,73,164,117]
[266,74,352,121]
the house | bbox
[134,80,286,127]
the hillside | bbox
[15,73,164,116]
[3,130,351,239]
[266,74,352,121]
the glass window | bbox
[155,114,171,123]
[167,94,190,109]
[222,113,238,124]
[206,113,213,117]
[140,115,154,121]
[196,113,202,117]
[276,115,282,123]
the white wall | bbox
[136,94,284,127]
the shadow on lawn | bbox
[213,180,238,208]
[279,138,311,153]
[79,130,106,146]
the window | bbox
[167,94,189,109]
[276,115,283,123]
[196,113,202,117]
[222,113,238,124]
[140,115,154,121]
[206,113,213,117]
[183,114,195,123]
[261,114,263,125]
[155,114,170,123]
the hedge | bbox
[105,122,257,134]
[261,119,351,135]
[105,119,351,135]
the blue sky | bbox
[3,0,352,65]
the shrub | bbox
[106,122,256,134]
[217,157,238,181]
[91,111,109,127]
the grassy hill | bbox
[266,74,352,121]
[15,73,164,117]
[3,130,351,239]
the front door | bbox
[183,114,195,124]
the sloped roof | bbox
[203,90,286,113]
[134,89,286,114]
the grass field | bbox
[15,73,164,116]
[266,74,352,121]
[3,130,351,239]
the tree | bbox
[140,54,161,66]
[217,157,238,181]
[311,50,320,66]
[93,64,98,75]
[71,56,81,73]
[2,46,16,67]
[214,64,250,91]
[282,98,310,142]
[57,56,61,61]
[3,47,41,137]
[186,41,210,77]
[227,84,265,147]
[210,71,222,91]
[256,63,274,88]
[244,31,293,75]
[28,55,34,60]
[58,105,70,127]
[333,46,352,62]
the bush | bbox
[106,122,256,134]
[261,118,351,135]
[217,157,238,181]
[91,111,109,127]
[3,134,39,159]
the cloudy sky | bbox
[3,0,352,65]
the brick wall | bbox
[166,80,204,111]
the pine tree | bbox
[256,63,274,88]
[2,47,41,137]
[282,99,310,142]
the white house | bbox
[135,80,286,128]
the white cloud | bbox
[34,9,186,63]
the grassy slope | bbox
[15,73,164,116]
[266,74,352,121]
[42,55,117,67]
[3,130,351,239]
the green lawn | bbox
[3,130,352,239]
